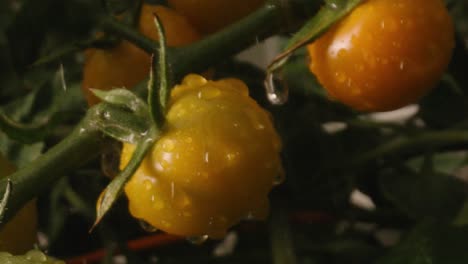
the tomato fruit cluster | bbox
[307,0,454,112]
[82,4,200,105]
[122,74,283,238]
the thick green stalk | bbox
[98,0,317,80]
[0,106,107,224]
[171,3,282,78]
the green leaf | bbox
[376,222,468,264]
[419,74,468,129]
[380,168,466,221]
[266,0,363,73]
[147,12,170,129]
[92,130,157,229]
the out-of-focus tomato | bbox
[168,0,264,34]
[82,5,201,105]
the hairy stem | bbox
[0,106,108,225]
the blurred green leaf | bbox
[380,167,466,221]
[376,222,468,264]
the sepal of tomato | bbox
[122,74,283,238]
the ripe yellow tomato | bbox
[82,5,201,106]
[168,0,264,34]
[0,250,64,263]
[0,154,37,254]
[121,74,283,238]
[307,0,454,112]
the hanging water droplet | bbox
[187,235,209,245]
[139,219,158,232]
[264,72,288,105]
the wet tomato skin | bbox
[307,0,455,112]
[121,74,283,238]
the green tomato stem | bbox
[0,106,107,225]
[98,0,321,80]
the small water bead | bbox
[139,219,159,232]
[197,87,221,100]
[143,180,153,191]
[335,72,347,83]
[162,139,175,151]
[399,60,406,71]
[187,235,209,245]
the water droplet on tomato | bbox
[139,219,158,232]
[187,235,209,245]
[399,60,406,70]
[198,87,221,99]
[143,180,153,190]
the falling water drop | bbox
[138,219,158,232]
[264,72,289,105]
[187,235,209,245]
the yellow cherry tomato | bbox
[82,5,201,105]
[0,250,64,263]
[0,154,37,254]
[307,0,454,112]
[121,74,283,238]
[168,0,264,34]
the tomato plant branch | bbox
[98,0,319,81]
[0,105,110,226]
[347,130,468,167]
